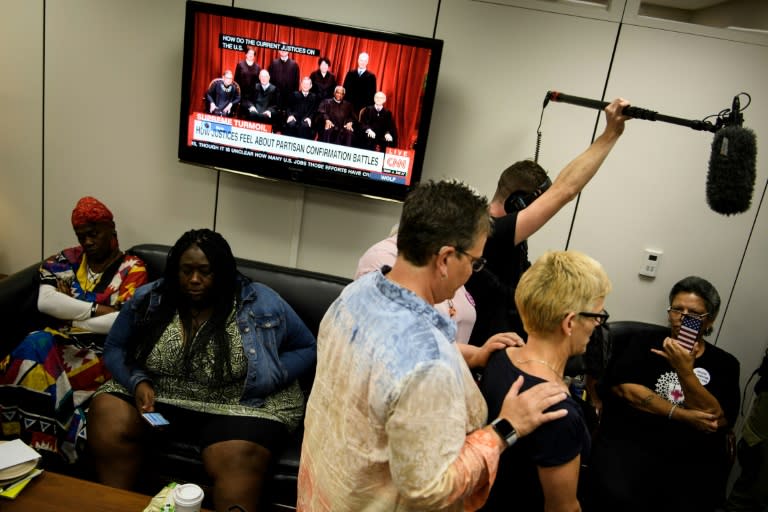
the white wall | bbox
[0,0,43,271]
[572,22,768,402]
[41,0,217,259]
[1,0,766,402]
[429,0,620,257]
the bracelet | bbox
[667,403,678,420]
[90,302,98,317]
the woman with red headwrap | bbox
[0,196,148,463]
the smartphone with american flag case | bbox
[675,314,703,352]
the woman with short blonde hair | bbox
[515,250,611,335]
[481,250,611,512]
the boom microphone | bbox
[544,90,758,215]
[544,90,717,131]
[705,94,756,215]
[707,117,757,215]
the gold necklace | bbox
[515,358,563,379]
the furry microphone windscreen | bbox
[706,125,757,215]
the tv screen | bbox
[178,1,443,202]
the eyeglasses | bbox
[667,307,709,321]
[456,249,487,272]
[578,309,610,325]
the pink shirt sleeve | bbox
[358,236,478,344]
[355,235,398,279]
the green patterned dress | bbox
[97,310,304,431]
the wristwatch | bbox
[491,417,518,448]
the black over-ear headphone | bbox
[504,176,552,214]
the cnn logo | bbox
[385,156,409,170]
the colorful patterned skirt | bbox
[0,328,110,462]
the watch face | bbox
[492,418,517,446]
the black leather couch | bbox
[0,243,351,509]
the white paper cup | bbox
[173,483,204,512]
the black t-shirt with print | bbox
[601,331,739,459]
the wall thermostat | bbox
[639,249,662,278]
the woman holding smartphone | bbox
[87,229,316,512]
[588,276,740,512]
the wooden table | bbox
[0,471,212,511]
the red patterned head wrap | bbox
[71,196,114,227]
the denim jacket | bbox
[103,275,316,407]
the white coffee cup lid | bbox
[174,483,204,505]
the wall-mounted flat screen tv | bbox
[178,1,443,201]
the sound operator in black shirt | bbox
[466,97,630,345]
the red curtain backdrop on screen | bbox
[189,13,433,150]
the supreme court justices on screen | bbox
[284,77,319,140]
[242,69,279,124]
[297,180,569,511]
[234,46,261,105]
[268,47,300,110]
[205,70,240,117]
[309,57,336,101]
[465,98,630,346]
[317,86,356,146]
[360,91,397,152]
[343,52,377,113]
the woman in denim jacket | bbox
[87,229,316,512]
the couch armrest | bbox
[0,263,45,358]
